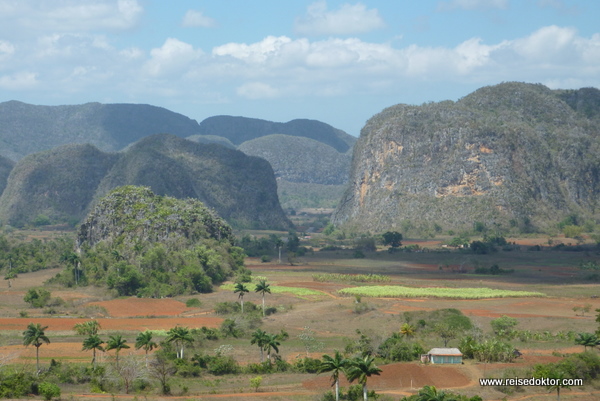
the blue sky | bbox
[0,0,599,137]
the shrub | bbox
[23,288,51,308]
[38,382,61,401]
[260,255,272,263]
[185,298,202,308]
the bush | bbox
[23,288,51,308]
[38,382,61,401]
[185,298,202,307]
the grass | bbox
[312,273,391,283]
[338,285,545,299]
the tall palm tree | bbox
[346,355,382,401]
[82,334,104,367]
[318,350,349,401]
[254,279,271,317]
[250,329,269,362]
[106,334,130,368]
[166,326,194,359]
[263,333,281,363]
[234,283,250,313]
[23,323,50,373]
[135,330,158,366]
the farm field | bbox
[1,239,600,400]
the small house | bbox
[424,348,463,364]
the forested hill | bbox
[0,101,202,161]
[197,115,356,153]
[0,155,14,196]
[0,134,291,230]
[332,82,600,233]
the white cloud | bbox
[295,1,385,36]
[213,36,293,63]
[182,10,216,28]
[237,82,279,99]
[144,38,203,77]
[437,0,509,11]
[0,0,142,34]
[0,72,38,90]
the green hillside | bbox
[198,115,356,153]
[0,135,291,230]
[0,155,14,197]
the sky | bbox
[0,0,599,137]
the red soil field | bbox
[303,362,471,390]
[86,297,191,317]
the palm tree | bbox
[263,333,281,364]
[234,283,250,313]
[400,323,416,338]
[416,385,455,401]
[318,350,349,401]
[346,355,382,401]
[547,370,571,401]
[135,330,158,366]
[166,326,194,359]
[250,329,269,362]
[575,332,600,351]
[254,279,271,317]
[106,334,130,368]
[82,334,104,367]
[23,323,50,373]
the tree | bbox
[346,355,382,401]
[23,288,51,308]
[263,333,281,364]
[416,385,455,401]
[23,323,50,373]
[106,334,130,368]
[60,251,81,285]
[135,330,158,366]
[434,323,456,347]
[250,376,263,392]
[318,350,349,401]
[234,283,250,313]
[490,315,518,336]
[400,323,416,338]
[38,382,61,401]
[82,334,104,367]
[165,326,193,359]
[149,352,175,395]
[382,231,402,248]
[250,329,269,362]
[575,332,600,351]
[255,279,271,317]
[74,320,101,336]
[298,326,324,356]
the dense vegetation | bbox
[57,186,247,297]
[0,135,291,230]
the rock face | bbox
[0,134,291,230]
[332,82,600,233]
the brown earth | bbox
[304,362,471,390]
[86,297,191,317]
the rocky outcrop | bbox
[332,82,600,233]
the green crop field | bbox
[338,285,545,299]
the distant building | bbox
[423,348,463,364]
